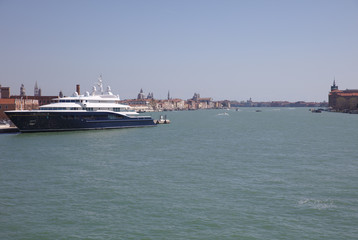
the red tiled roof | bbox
[337,93,358,97]
[330,91,358,97]
[0,99,15,104]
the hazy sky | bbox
[1,0,357,101]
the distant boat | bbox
[5,76,156,133]
[311,109,322,113]
[256,110,262,112]
[310,108,323,113]
[156,115,170,124]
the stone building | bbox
[329,80,358,112]
[0,85,10,99]
[190,93,214,109]
[137,88,145,100]
[0,83,56,120]
[0,97,39,120]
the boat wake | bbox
[298,198,335,210]
[217,112,230,116]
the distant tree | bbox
[336,97,347,111]
[349,98,358,110]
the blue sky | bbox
[1,0,357,101]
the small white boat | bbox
[156,115,170,124]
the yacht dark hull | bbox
[5,111,156,133]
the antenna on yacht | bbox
[97,74,104,95]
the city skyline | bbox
[1,0,357,102]
[3,80,330,104]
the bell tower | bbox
[331,78,338,91]
[34,81,39,96]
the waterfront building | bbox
[154,98,186,111]
[120,98,154,112]
[11,94,56,106]
[0,98,39,120]
[23,95,56,106]
[0,83,57,120]
[329,80,358,112]
[172,98,186,110]
[186,99,197,110]
[220,100,231,108]
[190,93,214,109]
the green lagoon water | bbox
[1,108,357,239]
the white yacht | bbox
[5,76,156,132]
